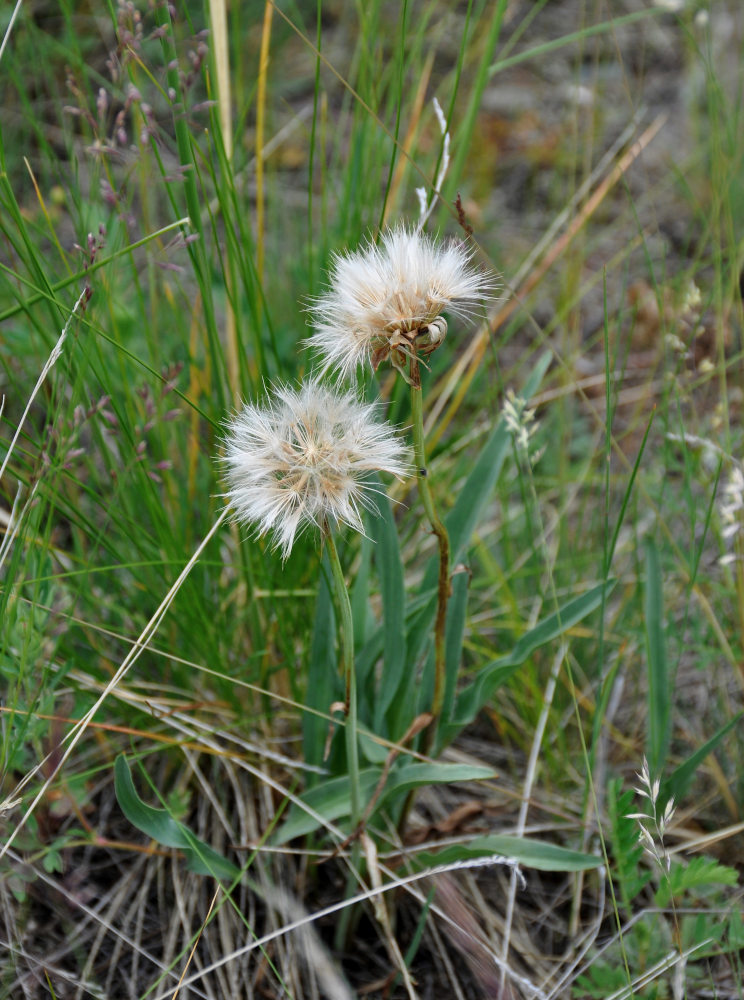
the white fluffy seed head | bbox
[307,224,495,380]
[222,380,408,559]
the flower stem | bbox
[325,530,364,949]
[409,356,450,747]
[324,530,361,831]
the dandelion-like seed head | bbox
[307,224,494,381]
[222,380,408,559]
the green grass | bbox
[1,1,743,997]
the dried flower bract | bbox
[223,381,408,559]
[308,225,493,381]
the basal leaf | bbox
[114,755,241,881]
[373,762,496,813]
[273,762,495,845]
[416,834,601,872]
[437,566,471,751]
[442,580,613,744]
[389,591,437,739]
[273,769,382,844]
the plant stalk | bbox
[325,530,364,949]
[409,355,450,747]
[324,531,361,831]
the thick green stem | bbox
[409,357,451,742]
[324,531,361,830]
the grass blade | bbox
[644,536,670,775]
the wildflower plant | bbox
[1,1,743,994]
[308,224,493,747]
[208,98,607,921]
[223,380,407,840]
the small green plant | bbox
[578,762,742,998]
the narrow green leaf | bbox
[644,537,669,774]
[114,756,190,850]
[589,407,654,777]
[425,423,509,593]
[358,730,390,765]
[114,755,241,881]
[273,762,495,845]
[443,580,613,743]
[371,496,407,733]
[437,566,471,747]
[725,912,744,951]
[351,532,373,650]
[358,589,436,740]
[153,1,226,412]
[389,592,437,738]
[273,769,382,844]
[663,712,743,807]
[416,834,601,872]
[373,762,496,814]
[426,351,552,589]
[411,356,552,743]
[441,0,508,214]
[489,9,662,78]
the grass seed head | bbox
[503,388,538,454]
[222,380,408,559]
